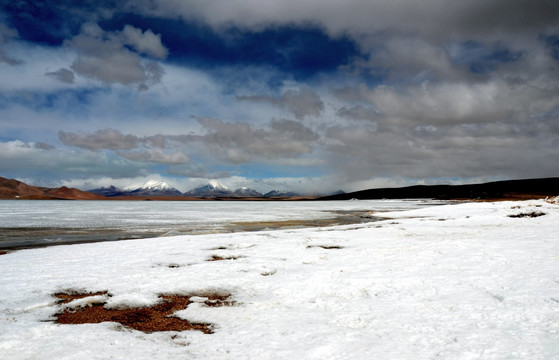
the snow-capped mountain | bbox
[125,180,182,196]
[232,187,263,198]
[89,180,300,198]
[183,181,233,197]
[89,181,182,197]
[263,190,300,198]
[183,182,264,198]
[87,185,126,197]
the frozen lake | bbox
[0,199,445,249]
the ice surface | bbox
[0,200,558,359]
[0,199,442,248]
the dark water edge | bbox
[0,210,380,251]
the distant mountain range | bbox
[3,176,555,201]
[88,180,301,198]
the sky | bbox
[1,0,558,194]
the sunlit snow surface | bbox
[1,200,558,359]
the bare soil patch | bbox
[206,255,244,261]
[53,291,233,333]
[307,245,343,249]
[508,211,546,218]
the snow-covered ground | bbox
[1,199,558,359]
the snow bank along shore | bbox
[1,199,558,359]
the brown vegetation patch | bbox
[508,211,546,218]
[53,292,233,333]
[306,245,343,249]
[0,250,8,255]
[202,295,236,307]
[206,255,242,261]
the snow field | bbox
[0,200,558,359]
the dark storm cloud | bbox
[446,0,559,35]
[127,0,559,40]
[325,121,559,182]
[333,77,559,128]
[327,72,559,182]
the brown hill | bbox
[0,177,46,198]
[0,177,106,200]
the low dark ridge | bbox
[319,177,559,201]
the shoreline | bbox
[0,209,383,252]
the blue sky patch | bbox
[101,14,363,80]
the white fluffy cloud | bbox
[121,25,168,59]
[64,23,167,88]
